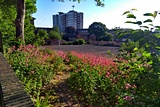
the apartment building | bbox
[53,10,83,32]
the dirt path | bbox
[48,69,83,107]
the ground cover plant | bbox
[5,42,160,106]
[5,44,65,106]
[67,44,160,106]
[5,44,117,106]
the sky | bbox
[32,0,160,29]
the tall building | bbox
[53,10,83,32]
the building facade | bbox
[53,10,83,32]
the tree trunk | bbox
[15,0,25,42]
[0,32,3,54]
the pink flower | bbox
[124,96,132,100]
[125,83,131,90]
[30,70,34,74]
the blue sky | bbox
[32,0,160,29]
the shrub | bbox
[5,44,65,106]
[78,39,85,45]
[73,39,85,45]
[34,29,49,46]
[49,30,61,40]
[67,41,73,45]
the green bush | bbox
[5,45,64,106]
[67,41,73,45]
[34,29,49,46]
[48,30,61,40]
[78,39,85,44]
[73,39,85,45]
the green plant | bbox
[112,9,160,106]
[123,9,160,54]
[34,29,49,46]
[73,39,85,45]
[5,45,60,106]
[48,27,62,40]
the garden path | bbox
[47,70,84,107]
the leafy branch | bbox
[123,9,160,31]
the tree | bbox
[49,27,62,40]
[0,0,104,47]
[15,0,25,42]
[89,22,108,40]
[15,0,36,42]
[63,26,77,41]
[65,26,76,33]
[34,29,49,46]
[24,16,36,44]
[99,32,113,41]
[16,0,104,42]
[0,0,16,50]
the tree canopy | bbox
[65,26,76,33]
[49,27,62,40]
[89,22,108,40]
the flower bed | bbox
[5,44,160,106]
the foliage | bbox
[63,26,76,41]
[112,8,160,106]
[123,9,160,54]
[73,39,85,45]
[3,2,160,106]
[25,0,37,15]
[0,0,37,48]
[35,29,49,46]
[5,44,66,106]
[24,15,36,45]
[99,32,113,41]
[65,26,76,33]
[119,40,139,54]
[0,0,38,49]
[89,22,108,41]
[66,9,160,107]
[0,1,16,49]
[5,42,160,106]
[0,0,105,48]
[49,27,62,40]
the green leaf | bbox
[148,24,153,26]
[122,11,130,15]
[153,11,158,18]
[131,8,138,11]
[135,21,142,25]
[142,51,151,58]
[143,19,152,23]
[133,47,138,51]
[125,21,136,24]
[155,26,160,29]
[140,26,149,29]
[143,13,154,17]
[127,14,136,19]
